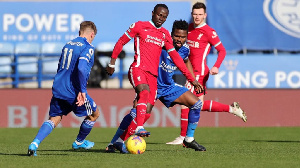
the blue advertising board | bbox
[206,54,300,88]
[0,1,191,45]
[206,0,300,52]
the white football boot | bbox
[231,102,247,122]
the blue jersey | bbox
[52,37,95,101]
[157,44,190,89]
[156,44,190,108]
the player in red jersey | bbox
[166,2,247,145]
[106,4,203,137]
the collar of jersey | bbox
[79,36,93,47]
[194,22,207,28]
[149,20,162,29]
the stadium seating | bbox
[0,42,14,78]
[41,42,64,75]
[14,42,40,87]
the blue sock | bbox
[110,109,136,144]
[186,100,202,137]
[33,120,55,146]
[76,119,95,142]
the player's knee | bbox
[89,108,100,121]
[138,90,149,101]
[188,100,202,123]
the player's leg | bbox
[106,108,136,153]
[134,84,150,135]
[128,66,151,136]
[172,91,206,151]
[72,95,99,150]
[28,97,66,156]
[202,100,247,122]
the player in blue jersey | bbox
[27,21,100,156]
[106,20,206,153]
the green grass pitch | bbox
[0,127,299,168]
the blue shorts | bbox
[157,83,188,108]
[49,94,97,117]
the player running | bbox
[27,21,100,156]
[106,20,206,153]
[106,4,203,137]
[166,2,247,145]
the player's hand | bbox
[210,66,219,75]
[191,80,204,94]
[105,64,115,76]
[76,92,86,106]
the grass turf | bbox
[0,127,299,168]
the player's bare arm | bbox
[106,58,117,76]
[184,58,196,78]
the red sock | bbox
[202,100,230,112]
[120,113,152,141]
[144,113,151,124]
[120,120,137,141]
[136,90,148,126]
[180,108,189,137]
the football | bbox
[126,135,146,154]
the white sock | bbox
[184,136,194,143]
[116,137,124,143]
[136,126,144,132]
[75,140,83,145]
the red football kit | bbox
[111,20,195,127]
[186,22,226,96]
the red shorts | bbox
[128,66,157,105]
[185,71,209,97]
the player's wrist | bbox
[108,63,115,68]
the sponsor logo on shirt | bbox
[160,60,177,73]
[145,35,164,47]
[187,40,200,48]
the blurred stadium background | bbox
[0,0,299,128]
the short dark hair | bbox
[79,21,97,35]
[192,2,206,13]
[153,4,169,13]
[172,19,188,35]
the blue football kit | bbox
[156,43,190,108]
[50,37,97,117]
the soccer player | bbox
[166,2,247,145]
[27,21,100,156]
[106,20,206,153]
[106,4,203,137]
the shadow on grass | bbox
[247,140,300,143]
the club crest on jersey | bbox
[130,23,135,28]
[212,31,218,38]
[263,0,300,38]
[197,33,203,40]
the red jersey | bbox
[111,21,195,82]
[187,23,226,76]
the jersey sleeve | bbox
[207,29,226,68]
[111,22,140,59]
[78,46,94,93]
